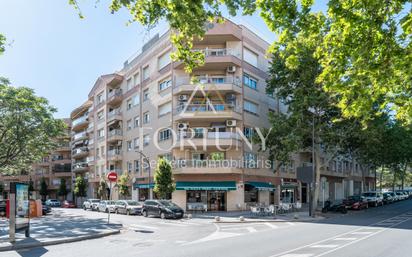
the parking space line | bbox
[310,245,339,248]
[333,237,357,241]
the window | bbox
[127,140,132,151]
[243,73,258,90]
[96,148,100,158]
[126,78,133,91]
[243,48,258,67]
[244,100,258,115]
[133,73,139,86]
[126,119,132,130]
[159,128,171,142]
[244,152,257,168]
[143,112,150,124]
[97,128,105,138]
[134,160,140,172]
[158,51,171,70]
[96,93,104,104]
[143,89,149,101]
[134,116,140,128]
[132,94,139,106]
[143,66,149,81]
[158,102,172,117]
[97,110,104,120]
[159,153,172,162]
[127,162,132,173]
[100,146,105,156]
[159,78,172,91]
[133,138,139,149]
[126,99,132,110]
[243,127,255,140]
[143,134,150,146]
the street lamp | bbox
[135,150,152,199]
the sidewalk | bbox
[190,210,325,223]
[0,209,122,252]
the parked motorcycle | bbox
[321,200,348,214]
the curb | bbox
[0,229,121,252]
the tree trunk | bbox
[380,166,383,192]
[392,170,396,192]
[374,168,377,191]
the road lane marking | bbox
[280,254,314,257]
[333,238,357,241]
[268,211,412,257]
[265,222,279,229]
[247,227,258,233]
[129,224,158,230]
[310,245,339,248]
[350,231,373,235]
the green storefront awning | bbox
[246,181,275,191]
[176,181,237,191]
[134,183,154,189]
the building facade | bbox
[69,20,375,211]
[0,119,72,200]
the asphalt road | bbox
[3,199,412,257]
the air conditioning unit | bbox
[226,120,237,127]
[227,66,236,73]
[177,123,189,130]
[179,95,188,101]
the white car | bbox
[82,199,100,210]
[98,200,116,213]
[395,191,408,200]
[361,192,383,207]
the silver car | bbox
[98,200,116,213]
[82,199,100,210]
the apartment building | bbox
[0,119,72,200]
[70,20,375,211]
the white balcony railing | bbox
[72,131,87,141]
[177,131,239,141]
[72,115,88,127]
[108,109,121,118]
[175,104,241,114]
[194,48,241,58]
[107,88,122,99]
[107,149,122,157]
[108,129,123,137]
[175,76,241,88]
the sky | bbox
[0,0,326,118]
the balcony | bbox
[72,131,88,142]
[51,156,71,164]
[52,163,72,173]
[87,122,94,133]
[174,104,242,121]
[72,115,89,131]
[174,48,241,70]
[107,88,123,106]
[72,162,89,173]
[107,149,122,161]
[173,159,242,174]
[55,142,70,152]
[72,147,89,159]
[174,76,242,95]
[175,131,241,148]
[107,109,122,125]
[107,129,123,143]
[86,156,95,166]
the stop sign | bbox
[107,172,118,182]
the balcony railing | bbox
[72,147,89,156]
[72,162,88,171]
[175,104,241,114]
[107,149,122,157]
[72,115,88,127]
[108,129,123,137]
[175,76,241,87]
[108,109,121,118]
[174,159,236,169]
[86,156,95,163]
[107,88,122,99]
[194,48,241,58]
[177,131,239,141]
[53,164,71,173]
[72,131,87,141]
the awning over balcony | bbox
[133,183,155,189]
[245,181,275,191]
[176,181,236,191]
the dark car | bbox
[114,200,143,215]
[343,195,368,210]
[0,200,6,216]
[42,204,52,215]
[142,200,184,219]
[383,192,394,204]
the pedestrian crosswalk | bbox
[126,218,210,231]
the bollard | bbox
[239,216,245,222]
[187,213,192,219]
[214,216,220,222]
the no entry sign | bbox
[107,172,118,182]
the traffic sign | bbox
[107,172,118,182]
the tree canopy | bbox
[154,158,174,199]
[70,0,412,124]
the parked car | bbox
[98,200,116,213]
[42,204,52,215]
[45,199,61,207]
[321,200,348,214]
[343,195,368,210]
[388,192,400,201]
[383,192,394,204]
[62,200,76,208]
[141,200,184,219]
[114,200,143,215]
[82,199,100,210]
[395,191,408,200]
[361,192,383,207]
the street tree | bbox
[0,80,65,175]
[39,177,48,201]
[58,178,69,200]
[69,0,412,124]
[74,176,87,203]
[97,178,108,200]
[154,158,174,200]
[118,172,130,199]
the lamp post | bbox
[135,150,152,199]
